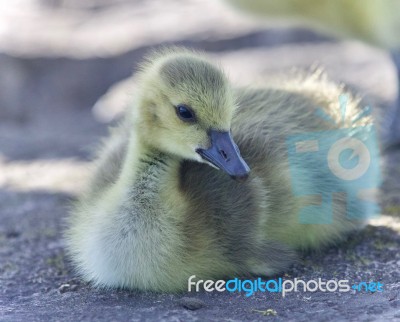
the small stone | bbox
[252,309,278,316]
[179,297,206,310]
[58,284,71,293]
[58,283,79,293]
[6,230,20,238]
[69,284,78,292]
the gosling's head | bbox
[134,48,250,181]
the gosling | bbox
[226,0,400,147]
[66,48,380,292]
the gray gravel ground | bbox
[1,1,399,321]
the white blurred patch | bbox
[92,78,134,123]
[0,157,89,195]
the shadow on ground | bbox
[1,188,399,321]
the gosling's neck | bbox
[108,125,186,218]
[117,120,178,190]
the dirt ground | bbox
[1,1,399,321]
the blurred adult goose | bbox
[227,0,400,147]
[66,48,380,292]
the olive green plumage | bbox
[227,0,400,49]
[66,47,379,292]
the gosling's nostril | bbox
[219,149,229,161]
[231,172,249,182]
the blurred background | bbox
[0,0,398,209]
[1,1,399,320]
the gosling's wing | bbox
[84,119,131,201]
[231,73,371,148]
[178,159,295,271]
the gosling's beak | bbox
[196,130,250,182]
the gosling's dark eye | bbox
[176,104,196,122]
